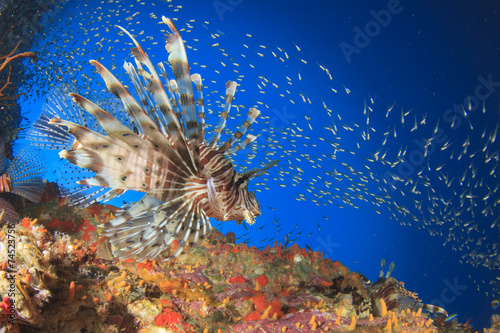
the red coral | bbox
[160,299,174,308]
[251,294,268,312]
[137,260,155,271]
[20,218,31,229]
[155,310,182,327]
[269,299,283,317]
[77,218,97,242]
[229,275,245,284]
[250,294,284,318]
[254,274,269,288]
[0,296,12,313]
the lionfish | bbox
[0,138,46,203]
[358,260,448,318]
[30,17,277,262]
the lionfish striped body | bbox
[35,17,275,262]
[358,264,448,319]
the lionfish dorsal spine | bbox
[230,133,258,154]
[209,80,237,147]
[162,17,200,169]
[190,74,206,143]
[157,63,184,134]
[117,24,198,175]
[167,79,184,131]
[218,107,261,154]
[123,61,154,112]
[88,59,196,175]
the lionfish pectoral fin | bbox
[104,194,211,262]
[243,210,256,225]
[206,177,223,216]
[102,188,126,202]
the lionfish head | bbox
[234,160,279,225]
[233,171,261,225]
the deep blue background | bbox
[15,0,500,329]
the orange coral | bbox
[249,294,284,318]
[63,281,76,304]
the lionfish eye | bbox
[234,174,249,188]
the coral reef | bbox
[0,194,491,332]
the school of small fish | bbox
[19,0,499,299]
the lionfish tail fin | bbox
[105,194,211,262]
[6,145,47,203]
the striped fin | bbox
[68,93,188,172]
[125,60,174,138]
[105,194,211,262]
[218,107,260,153]
[55,159,116,208]
[116,25,197,175]
[230,134,258,154]
[0,198,20,225]
[177,205,211,257]
[5,145,47,203]
[162,17,200,170]
[191,74,206,143]
[417,303,448,317]
[27,88,90,150]
[28,109,76,150]
[209,81,237,147]
[89,60,198,177]
[59,179,121,208]
[168,79,184,128]
[123,61,155,115]
[105,194,162,228]
[157,62,184,134]
[158,62,182,126]
[50,118,189,193]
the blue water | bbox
[13,0,500,329]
